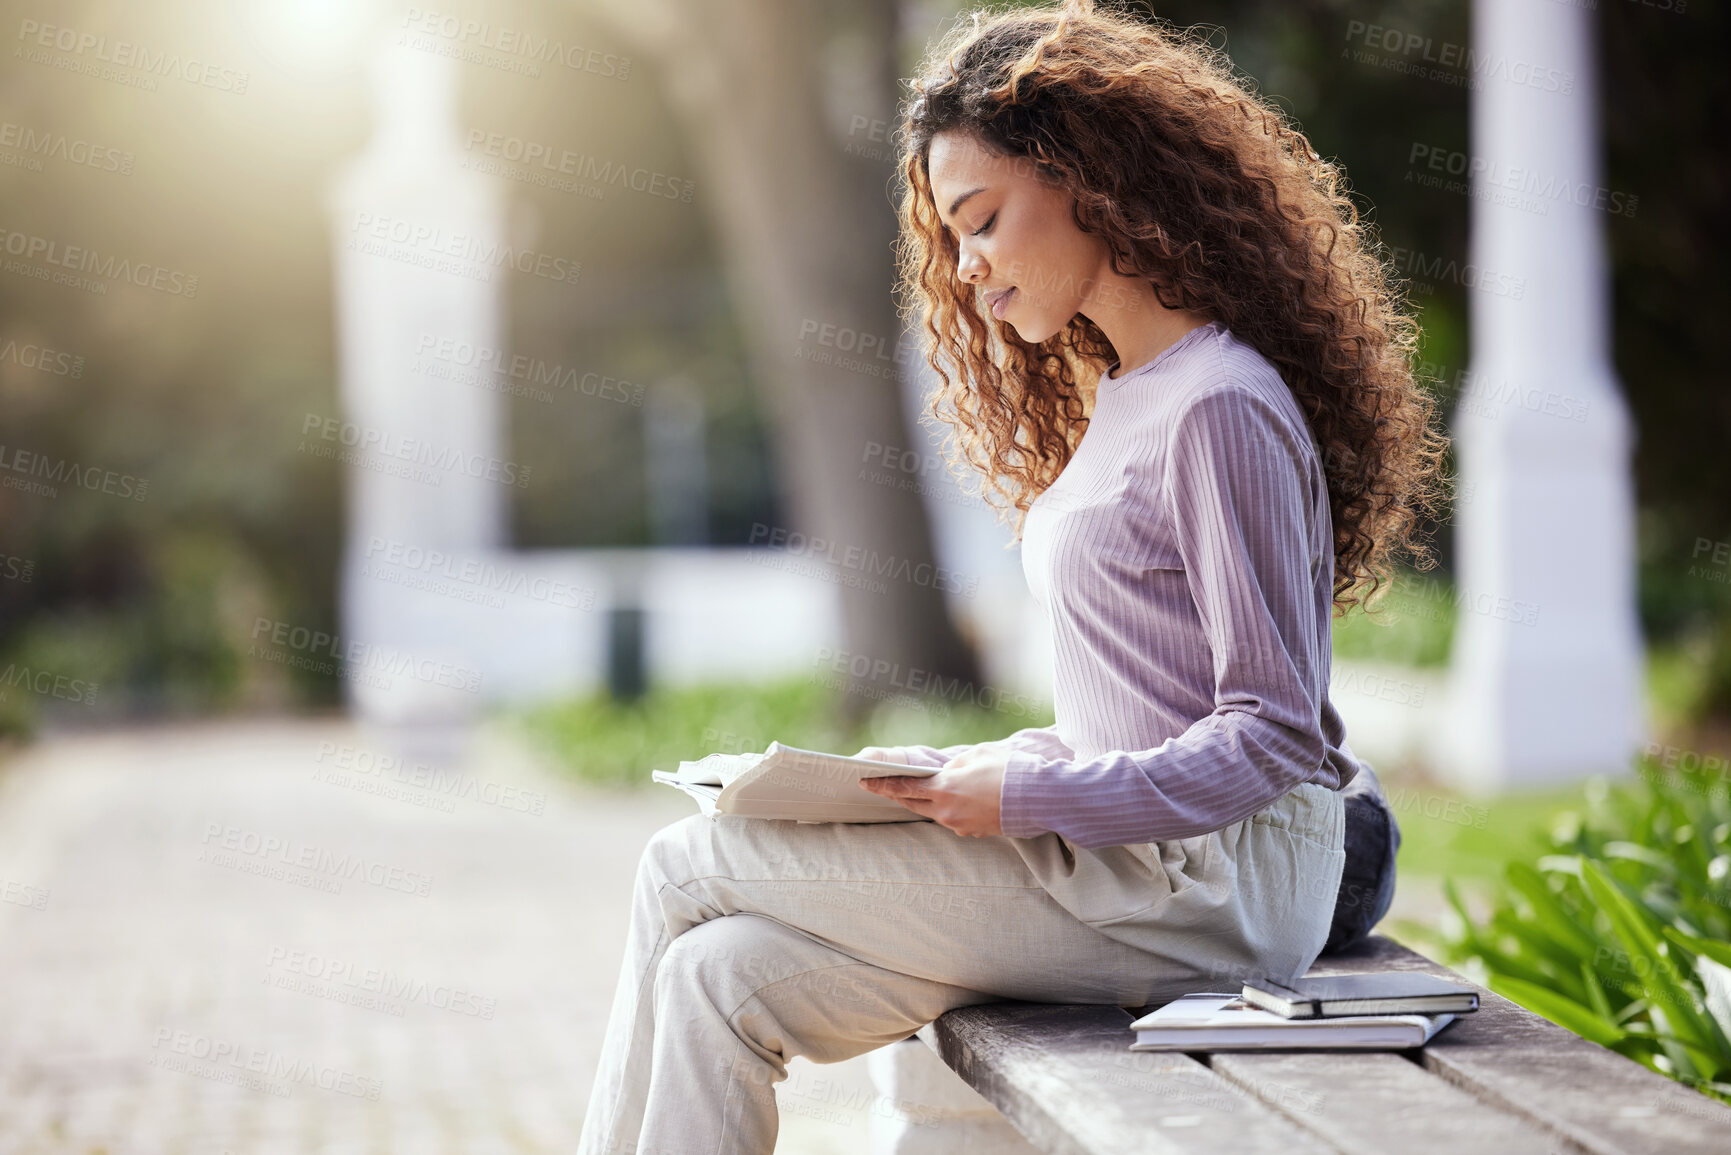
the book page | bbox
[664,751,766,787]
[649,773,723,816]
[715,743,940,823]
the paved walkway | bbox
[0,718,882,1155]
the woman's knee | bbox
[637,813,711,887]
[653,914,801,1008]
[653,916,903,1068]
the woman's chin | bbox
[1006,316,1056,344]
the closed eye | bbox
[971,212,997,237]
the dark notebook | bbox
[1242,972,1480,1018]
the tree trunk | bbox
[587,0,983,722]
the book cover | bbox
[1243,972,1480,1018]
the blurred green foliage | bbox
[1388,779,1589,884]
[515,674,1054,788]
[0,527,295,736]
[1331,567,1456,667]
[1410,758,1731,1103]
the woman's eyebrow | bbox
[942,186,988,225]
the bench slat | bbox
[919,1002,1337,1155]
[1306,935,1731,1155]
[1210,1050,1562,1155]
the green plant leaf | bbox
[1536,854,1584,877]
[1691,950,1731,1076]
[1505,860,1601,960]
[1441,876,1487,953]
[1604,840,1674,871]
[1487,905,1584,994]
[1665,927,1731,972]
[1583,860,1726,1062]
[1581,960,1617,1022]
[1491,975,1626,1048]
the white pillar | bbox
[327,35,506,740]
[1443,0,1645,790]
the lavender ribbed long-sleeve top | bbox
[902,319,1361,849]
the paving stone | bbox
[0,718,879,1154]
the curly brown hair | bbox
[893,0,1449,615]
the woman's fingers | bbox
[861,776,940,823]
[860,774,928,798]
[865,781,936,818]
[854,746,911,763]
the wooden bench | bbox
[865,934,1731,1154]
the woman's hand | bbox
[857,745,1010,838]
[853,746,913,765]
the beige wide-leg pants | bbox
[575,781,1344,1155]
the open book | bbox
[651,742,941,823]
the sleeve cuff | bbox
[999,750,1056,838]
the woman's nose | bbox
[957,245,987,282]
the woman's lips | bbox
[989,287,1017,319]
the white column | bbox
[1443,0,1644,790]
[327,35,506,740]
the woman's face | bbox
[925,128,1114,344]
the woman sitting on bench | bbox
[578,2,1445,1152]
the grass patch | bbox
[1390,778,1595,881]
[1646,636,1720,735]
[1330,570,1455,668]
[513,675,1055,788]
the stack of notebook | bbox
[1129,972,1479,1051]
